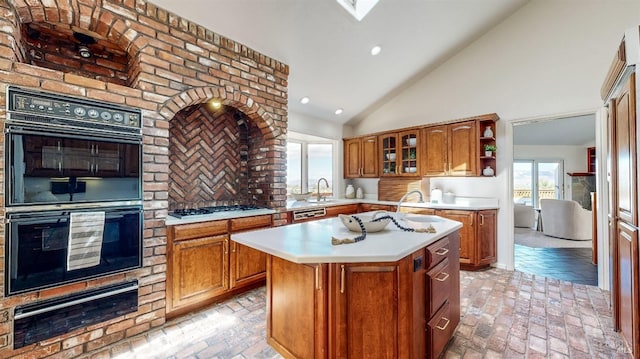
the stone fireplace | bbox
[0,0,288,357]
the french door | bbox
[513,160,564,207]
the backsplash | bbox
[169,107,252,209]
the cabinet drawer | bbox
[426,258,452,318]
[426,237,450,268]
[171,220,228,241]
[230,215,272,232]
[325,204,359,217]
[427,301,454,359]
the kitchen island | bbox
[232,212,462,359]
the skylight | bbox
[336,0,379,21]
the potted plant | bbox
[484,144,497,157]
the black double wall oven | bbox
[5,86,144,296]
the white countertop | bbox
[165,208,276,226]
[231,213,462,263]
[286,196,499,211]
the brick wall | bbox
[168,106,253,209]
[0,0,289,357]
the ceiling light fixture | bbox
[300,97,310,104]
[73,31,96,59]
[336,0,379,21]
[210,100,222,109]
[335,108,344,115]
[370,45,381,56]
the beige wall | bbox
[346,0,640,270]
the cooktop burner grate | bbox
[170,205,261,218]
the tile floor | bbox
[100,268,628,359]
[514,244,597,285]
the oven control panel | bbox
[6,86,142,130]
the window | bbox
[286,136,333,198]
[513,159,564,207]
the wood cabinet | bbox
[167,220,229,313]
[167,214,273,317]
[358,203,396,212]
[423,120,480,176]
[344,136,378,178]
[616,221,639,356]
[266,232,460,359]
[435,209,497,270]
[324,204,359,217]
[379,129,420,177]
[478,117,497,177]
[267,257,327,359]
[587,146,596,174]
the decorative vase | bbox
[356,187,364,199]
[483,166,495,176]
[483,126,494,138]
[345,184,355,199]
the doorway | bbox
[512,114,597,285]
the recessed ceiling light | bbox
[370,46,381,56]
[210,100,222,109]
[335,108,344,115]
[300,97,310,104]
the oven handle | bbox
[6,125,141,144]
[6,207,142,223]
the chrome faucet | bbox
[396,190,425,216]
[317,177,330,201]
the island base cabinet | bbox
[329,263,401,359]
[265,232,460,359]
[267,256,327,359]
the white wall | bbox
[289,110,343,140]
[345,0,640,271]
[514,145,590,199]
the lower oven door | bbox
[5,206,142,296]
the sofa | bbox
[514,204,535,228]
[540,199,592,240]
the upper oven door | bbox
[6,126,142,207]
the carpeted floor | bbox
[514,227,592,249]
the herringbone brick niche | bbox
[169,104,253,209]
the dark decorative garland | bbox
[332,214,436,245]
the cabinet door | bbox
[332,263,399,358]
[615,73,637,225]
[448,120,477,176]
[617,221,639,356]
[359,203,396,212]
[268,257,327,359]
[437,210,474,265]
[423,125,448,176]
[398,129,419,176]
[361,136,378,177]
[171,234,229,309]
[344,138,362,178]
[476,210,497,266]
[230,215,272,289]
[379,133,399,176]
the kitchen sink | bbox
[398,215,445,223]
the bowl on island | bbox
[339,211,392,233]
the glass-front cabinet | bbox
[379,129,420,177]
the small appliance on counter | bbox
[430,188,442,204]
[442,191,456,204]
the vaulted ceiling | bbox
[149,0,529,124]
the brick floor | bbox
[103,268,629,359]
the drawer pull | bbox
[435,272,449,282]
[435,317,450,331]
[315,265,322,290]
[434,248,449,256]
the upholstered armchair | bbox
[514,204,535,228]
[540,199,592,240]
